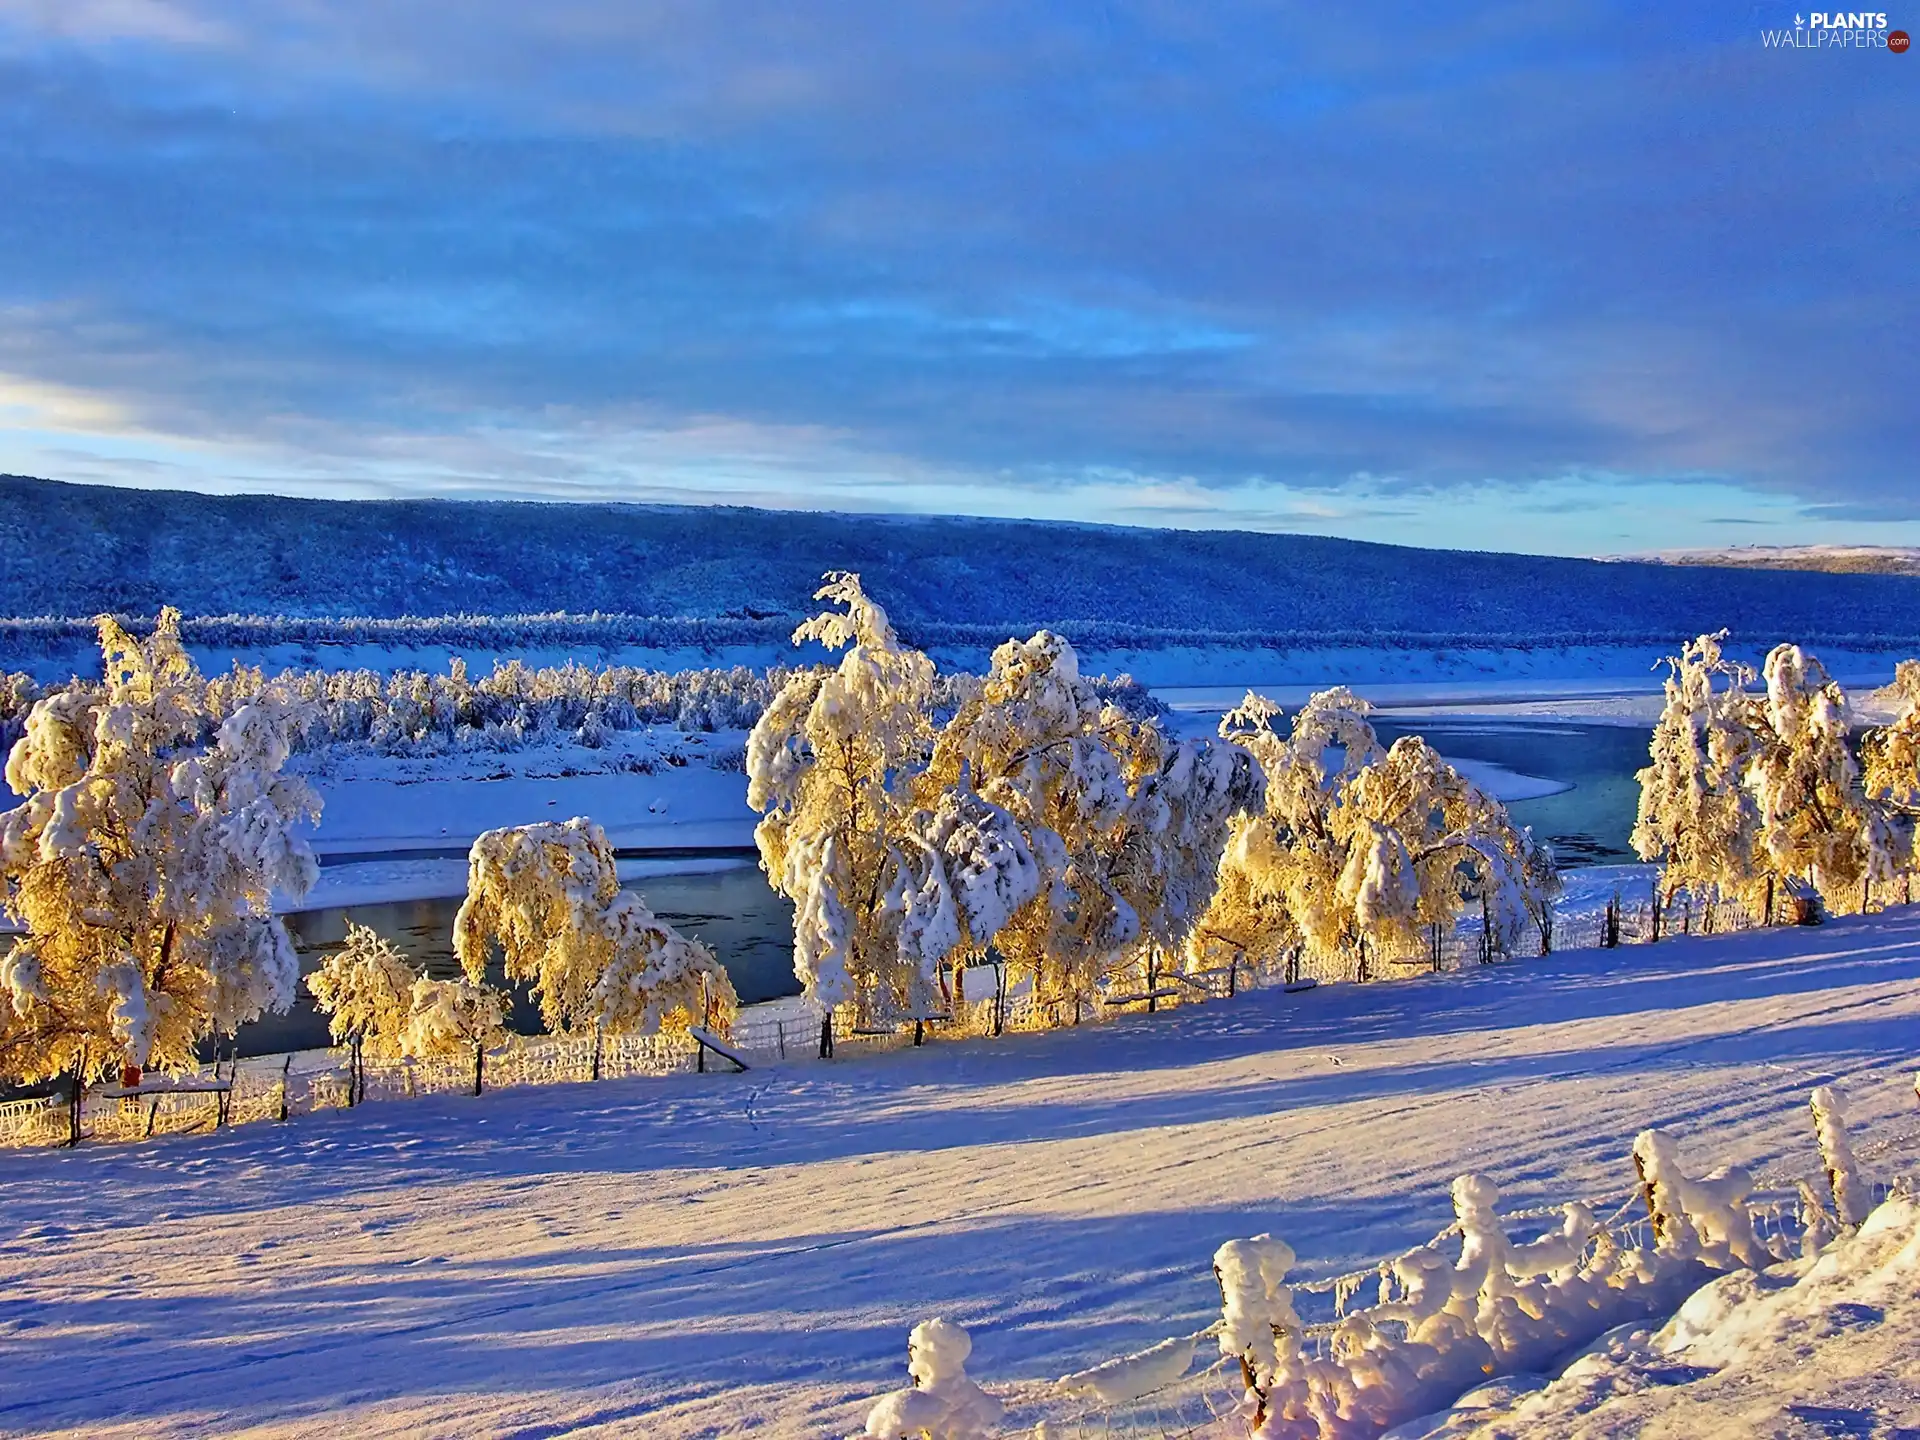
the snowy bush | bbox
[0,611,318,1127]
[1635,633,1916,920]
[453,816,737,1053]
[1202,1138,1778,1437]
[861,1318,1003,1440]
[306,922,420,1104]
[401,975,508,1095]
[1195,688,1556,981]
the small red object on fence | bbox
[120,1062,142,1089]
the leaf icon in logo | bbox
[1795,12,1805,22]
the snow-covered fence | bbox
[862,1095,1917,1440]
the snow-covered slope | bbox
[2,909,1916,1438]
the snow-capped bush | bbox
[1635,633,1916,920]
[1808,1086,1870,1228]
[453,816,737,1045]
[306,922,420,1104]
[1195,687,1555,980]
[861,1318,1003,1440]
[401,975,508,1094]
[1207,1137,1778,1438]
[0,611,318,1113]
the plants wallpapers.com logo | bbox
[1763,11,1911,46]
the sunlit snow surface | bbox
[2,910,1917,1437]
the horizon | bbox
[2,5,1915,557]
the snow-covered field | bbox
[3,909,1917,1438]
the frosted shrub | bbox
[0,611,318,1139]
[402,976,507,1095]
[454,817,736,1058]
[861,1318,1003,1440]
[307,923,419,1105]
[1196,688,1555,980]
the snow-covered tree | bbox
[927,631,1138,1014]
[401,975,507,1095]
[1103,713,1264,1000]
[1748,644,1894,914]
[1632,634,1769,919]
[747,575,1043,1042]
[1198,688,1555,977]
[1862,659,1920,815]
[306,922,418,1104]
[748,574,938,1035]
[453,817,738,1056]
[0,611,319,1133]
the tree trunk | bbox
[350,1034,363,1107]
[472,1039,484,1096]
[66,1048,86,1148]
[1764,874,1776,927]
[1229,951,1240,997]
[591,1024,603,1082]
[819,1011,834,1060]
[1146,948,1159,1013]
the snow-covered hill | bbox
[2,908,1915,1438]
[1625,544,1920,578]
[7,475,1920,658]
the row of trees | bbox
[1632,634,1920,920]
[748,575,1558,1048]
[3,648,1162,765]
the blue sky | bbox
[0,2,1913,556]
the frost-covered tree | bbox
[0,611,319,1134]
[1197,688,1554,978]
[1102,712,1264,1001]
[1636,635,1907,919]
[747,575,1040,1043]
[1860,661,1920,886]
[927,631,1138,1014]
[1632,634,1769,919]
[452,817,737,1064]
[1862,660,1920,814]
[1748,644,1895,913]
[306,922,419,1104]
[401,975,507,1095]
